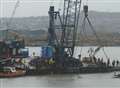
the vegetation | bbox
[0,11,120,46]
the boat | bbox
[29,1,83,74]
[114,71,120,78]
[0,0,29,77]
[28,3,119,75]
[114,74,120,78]
[0,67,26,78]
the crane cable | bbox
[7,0,20,27]
[86,16,109,59]
[86,11,109,59]
[79,0,109,59]
[6,0,20,40]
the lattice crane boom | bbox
[61,0,82,57]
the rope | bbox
[79,3,109,59]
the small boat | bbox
[0,67,26,78]
[114,71,120,78]
[114,74,120,78]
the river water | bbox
[28,46,120,61]
[0,47,120,88]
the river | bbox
[0,47,120,88]
[28,46,120,61]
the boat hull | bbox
[0,70,26,78]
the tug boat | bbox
[0,67,26,78]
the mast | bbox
[48,0,82,59]
[61,0,82,57]
[48,6,55,46]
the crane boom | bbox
[61,0,82,57]
[6,0,20,40]
[48,0,82,57]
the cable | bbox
[79,4,109,59]
[102,47,109,59]
[8,0,20,25]
[6,0,20,40]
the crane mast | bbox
[6,0,20,40]
[48,0,81,58]
[60,0,81,57]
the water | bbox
[0,47,120,88]
[28,46,120,61]
[0,73,120,88]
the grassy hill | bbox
[0,11,120,46]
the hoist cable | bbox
[7,0,20,27]
[79,1,109,59]
[86,16,109,59]
[6,0,20,39]
[86,17,101,45]
[74,0,82,43]
[102,47,109,59]
[82,17,89,41]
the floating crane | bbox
[42,0,82,71]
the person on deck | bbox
[107,58,110,67]
[78,54,81,61]
[116,60,119,67]
[112,60,115,67]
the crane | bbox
[48,0,82,59]
[5,0,20,40]
[80,4,109,61]
[61,0,82,57]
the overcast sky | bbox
[1,0,120,17]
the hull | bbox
[0,70,26,78]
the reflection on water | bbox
[1,73,120,88]
[1,47,120,88]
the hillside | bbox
[0,11,120,46]
[1,11,120,33]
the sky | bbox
[1,0,120,17]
